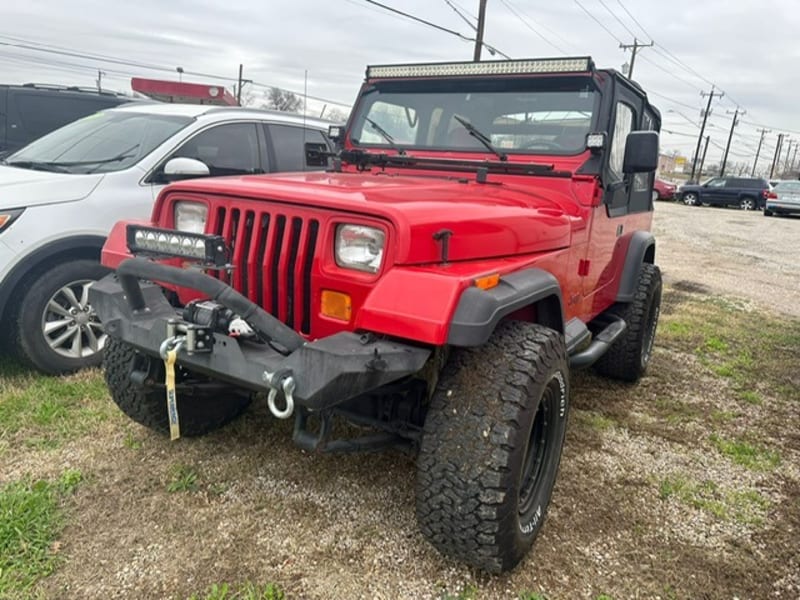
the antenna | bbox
[302,69,308,172]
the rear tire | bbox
[103,338,252,436]
[416,321,569,573]
[594,263,662,382]
[739,197,756,211]
[682,192,699,206]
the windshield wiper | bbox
[48,144,141,168]
[4,160,72,173]
[453,115,507,162]
[363,117,406,155]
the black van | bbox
[0,84,137,156]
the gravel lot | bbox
[653,200,800,317]
[2,199,799,600]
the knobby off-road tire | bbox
[103,338,252,436]
[416,321,569,573]
[594,263,662,382]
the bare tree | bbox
[263,87,302,113]
[324,108,349,123]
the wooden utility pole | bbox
[770,133,784,179]
[473,0,487,61]
[697,135,710,179]
[720,107,744,176]
[751,128,770,176]
[783,139,794,174]
[237,64,244,106]
[690,87,723,182]
[619,38,653,79]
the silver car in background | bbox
[765,180,800,217]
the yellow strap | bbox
[165,348,180,440]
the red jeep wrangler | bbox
[91,56,662,573]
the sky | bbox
[2,0,799,175]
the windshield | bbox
[6,110,193,174]
[350,77,599,155]
[775,181,800,192]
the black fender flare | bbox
[0,235,106,319]
[615,230,656,303]
[447,268,564,347]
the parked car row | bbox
[0,102,338,373]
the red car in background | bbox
[653,178,677,200]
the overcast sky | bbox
[2,0,799,173]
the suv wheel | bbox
[682,192,699,206]
[104,338,252,436]
[739,197,756,211]
[15,259,110,374]
[594,263,662,382]
[416,321,569,573]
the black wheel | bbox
[103,338,252,436]
[594,263,662,382]
[15,259,110,374]
[682,192,699,206]
[739,196,757,211]
[416,321,569,573]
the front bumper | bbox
[766,202,800,215]
[89,261,431,411]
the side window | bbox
[268,124,328,172]
[172,123,260,177]
[707,179,726,188]
[725,178,743,188]
[609,102,634,177]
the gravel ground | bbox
[2,199,799,599]
[652,200,800,317]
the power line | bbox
[615,0,653,40]
[498,0,568,54]
[573,0,624,44]
[638,54,702,92]
[442,0,477,31]
[499,0,575,54]
[597,0,638,39]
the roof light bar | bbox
[367,57,593,79]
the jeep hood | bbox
[170,172,581,264]
[0,165,105,210]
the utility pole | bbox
[720,107,744,176]
[782,139,794,174]
[770,133,784,179]
[791,145,799,174]
[751,128,770,176]
[95,70,105,92]
[473,0,487,61]
[235,64,252,107]
[619,38,654,79]
[697,135,710,179]
[690,87,723,183]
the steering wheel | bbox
[521,140,565,150]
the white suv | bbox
[0,103,336,373]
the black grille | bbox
[212,206,320,335]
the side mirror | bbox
[162,157,210,182]
[622,131,659,174]
[305,142,329,167]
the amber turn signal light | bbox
[474,273,500,290]
[321,290,352,321]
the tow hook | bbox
[262,369,296,420]
[159,335,186,441]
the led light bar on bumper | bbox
[126,225,229,267]
[367,57,593,79]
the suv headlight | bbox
[0,208,24,233]
[174,201,208,233]
[335,224,385,273]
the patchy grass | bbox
[187,582,285,600]
[0,470,82,598]
[167,464,199,493]
[0,365,115,451]
[575,410,616,431]
[709,434,781,471]
[658,475,769,525]
[519,593,549,600]
[439,584,478,600]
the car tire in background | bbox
[14,259,110,374]
[739,197,757,211]
[682,192,699,206]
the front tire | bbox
[416,321,569,573]
[15,259,110,374]
[103,338,252,436]
[682,192,699,206]
[740,197,756,211]
[595,263,662,382]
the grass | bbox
[187,582,285,600]
[519,593,548,600]
[709,434,781,471]
[440,584,477,600]
[167,464,199,493]
[0,364,115,451]
[0,470,82,598]
[576,411,616,431]
[658,475,769,524]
